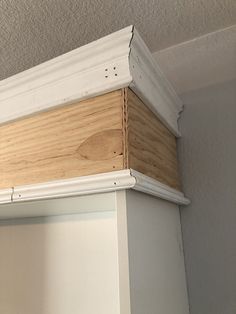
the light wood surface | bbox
[0,90,124,189]
[125,89,181,190]
[0,88,181,190]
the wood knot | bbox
[76,129,123,161]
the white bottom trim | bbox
[0,170,189,207]
[131,170,190,205]
[0,189,13,204]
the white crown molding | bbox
[129,28,183,135]
[0,26,182,136]
[0,170,189,213]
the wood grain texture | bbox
[0,88,181,191]
[126,89,181,190]
[0,90,124,189]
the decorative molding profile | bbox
[12,170,136,203]
[0,170,189,208]
[131,170,190,205]
[0,26,182,136]
[129,28,183,135]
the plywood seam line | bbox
[126,89,181,190]
[122,87,129,169]
[0,88,181,190]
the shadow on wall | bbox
[178,78,236,314]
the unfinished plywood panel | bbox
[0,90,124,189]
[125,89,181,190]
[0,88,181,191]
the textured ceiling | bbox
[154,25,236,94]
[0,0,236,81]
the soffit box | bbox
[0,88,181,190]
[0,26,188,208]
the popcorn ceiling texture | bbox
[153,25,236,94]
[0,0,236,81]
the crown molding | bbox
[0,170,189,214]
[0,26,182,136]
[129,28,183,135]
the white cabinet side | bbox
[116,190,132,314]
[125,190,189,314]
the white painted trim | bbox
[12,170,136,203]
[0,170,189,207]
[0,26,182,135]
[129,28,182,136]
[0,26,133,126]
[0,189,13,204]
[131,170,190,205]
[116,191,132,314]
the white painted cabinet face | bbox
[0,193,120,314]
[0,191,189,314]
